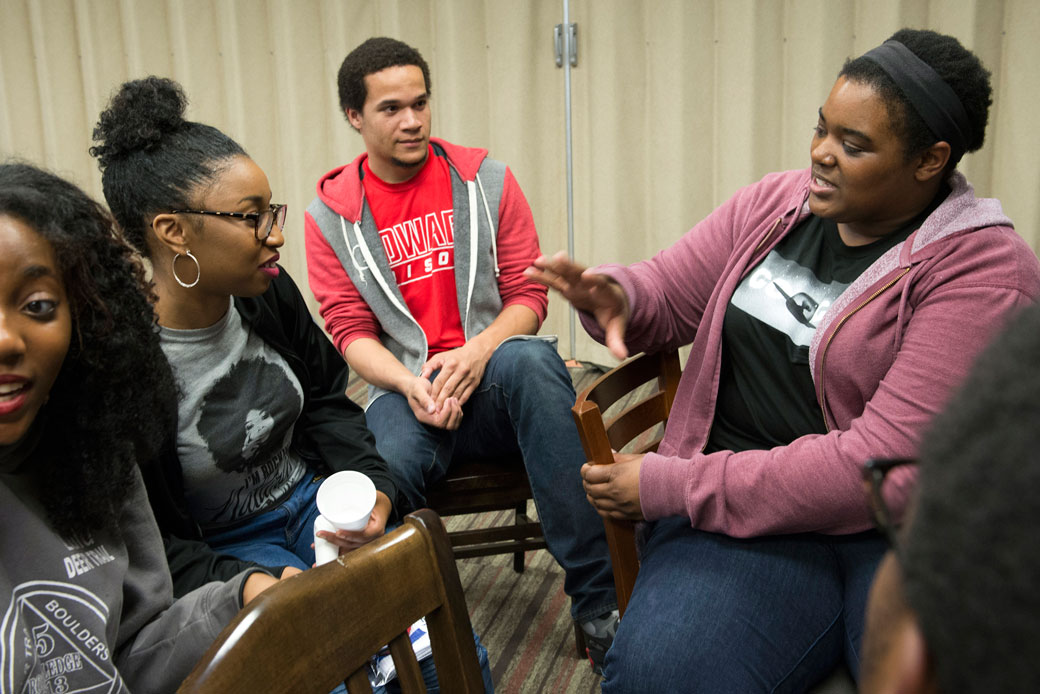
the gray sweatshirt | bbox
[0,464,253,693]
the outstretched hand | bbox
[525,251,630,360]
[580,452,645,521]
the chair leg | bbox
[513,500,527,574]
[573,621,587,660]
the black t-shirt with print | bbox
[704,203,937,455]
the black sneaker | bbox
[580,610,618,675]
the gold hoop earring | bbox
[172,250,201,288]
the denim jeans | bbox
[203,476,494,693]
[204,472,325,570]
[340,629,493,694]
[365,338,617,622]
[600,516,887,693]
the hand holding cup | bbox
[312,471,381,564]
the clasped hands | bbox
[405,339,492,430]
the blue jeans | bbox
[600,517,887,693]
[374,631,494,694]
[365,338,617,622]
[331,629,493,694]
[204,473,325,570]
[203,476,494,693]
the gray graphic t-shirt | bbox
[160,301,306,530]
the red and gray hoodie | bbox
[305,138,547,407]
[583,168,1040,537]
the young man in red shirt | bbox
[304,37,618,671]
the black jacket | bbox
[141,269,397,594]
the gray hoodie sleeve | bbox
[113,469,261,693]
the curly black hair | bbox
[906,302,1040,692]
[337,37,431,117]
[839,28,992,168]
[90,76,246,256]
[0,162,177,536]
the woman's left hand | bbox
[581,453,645,521]
[315,491,393,555]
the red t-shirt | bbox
[362,150,466,354]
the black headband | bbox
[861,40,971,159]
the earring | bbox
[172,250,201,288]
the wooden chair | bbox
[425,454,546,573]
[571,350,682,617]
[178,509,485,694]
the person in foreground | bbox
[304,37,618,667]
[527,29,1040,691]
[90,76,492,693]
[860,301,1040,693]
[0,162,278,693]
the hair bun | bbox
[91,76,188,168]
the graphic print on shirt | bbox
[377,209,455,286]
[197,358,300,473]
[191,357,305,523]
[57,531,115,581]
[1,580,125,694]
[730,249,850,348]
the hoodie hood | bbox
[807,168,1017,383]
[316,137,489,223]
[909,171,1012,252]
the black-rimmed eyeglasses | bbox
[861,457,917,552]
[170,203,287,244]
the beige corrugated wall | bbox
[2,0,1037,363]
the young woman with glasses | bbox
[93,76,495,694]
[89,76,398,579]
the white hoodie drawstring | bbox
[340,216,368,284]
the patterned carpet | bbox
[447,510,602,693]
[346,364,608,693]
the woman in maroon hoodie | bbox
[529,28,1040,693]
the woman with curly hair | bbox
[0,162,277,693]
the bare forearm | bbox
[343,337,416,395]
[466,304,540,360]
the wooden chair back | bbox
[571,350,682,616]
[178,509,485,694]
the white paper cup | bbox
[313,515,339,566]
[316,471,376,531]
